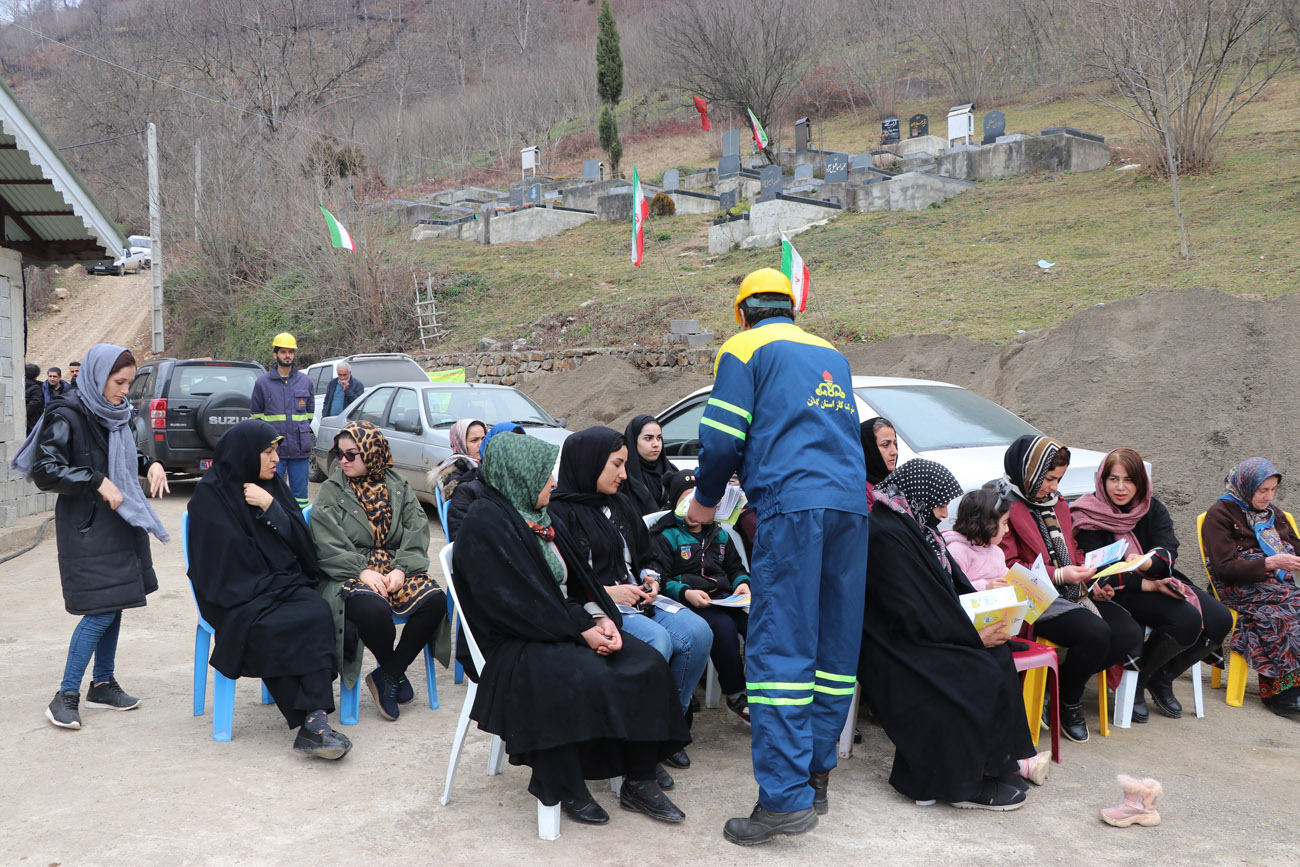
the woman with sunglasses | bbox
[1072,448,1232,722]
[312,421,448,721]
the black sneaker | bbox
[723,803,818,846]
[394,674,415,705]
[656,763,675,790]
[85,679,140,711]
[366,668,400,721]
[1060,702,1090,743]
[45,691,82,730]
[292,710,352,760]
[953,779,1026,811]
[663,748,690,769]
[561,792,610,825]
[726,693,751,725]
[809,771,830,815]
[619,779,686,824]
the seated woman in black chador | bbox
[187,419,350,760]
[453,431,690,826]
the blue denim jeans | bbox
[276,457,310,510]
[620,606,713,714]
[60,611,122,694]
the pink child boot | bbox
[1100,775,1162,827]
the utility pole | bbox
[193,139,201,242]
[148,122,163,354]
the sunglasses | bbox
[338,449,362,462]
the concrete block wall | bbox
[1,246,56,527]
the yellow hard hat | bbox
[734,268,795,325]
[272,332,298,350]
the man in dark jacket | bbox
[43,367,67,404]
[250,332,313,510]
[67,360,81,390]
[321,361,364,419]
[24,363,44,433]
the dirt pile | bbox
[520,354,714,433]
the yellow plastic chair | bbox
[1195,509,1300,708]
[1038,638,1112,737]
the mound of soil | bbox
[520,354,713,434]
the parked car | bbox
[655,376,1116,512]
[89,246,148,276]
[129,358,265,474]
[126,234,152,268]
[313,381,570,504]
[305,352,431,481]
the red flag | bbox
[693,96,710,132]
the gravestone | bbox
[582,159,601,182]
[850,153,873,172]
[520,145,539,176]
[795,117,811,153]
[663,168,679,191]
[508,187,524,207]
[824,152,849,183]
[719,189,739,211]
[722,130,741,157]
[717,154,741,181]
[526,183,542,205]
[757,165,782,202]
[790,163,815,193]
[1040,126,1105,143]
[909,113,929,138]
[946,103,974,146]
[982,110,1006,145]
[881,116,901,144]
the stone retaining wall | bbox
[417,346,717,386]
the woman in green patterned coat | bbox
[312,421,448,721]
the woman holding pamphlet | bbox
[1072,448,1232,722]
[860,459,1044,812]
[998,435,1143,744]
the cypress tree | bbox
[596,0,623,173]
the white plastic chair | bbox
[436,543,619,841]
[1112,627,1204,729]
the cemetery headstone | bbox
[881,116,901,144]
[982,110,1006,145]
[790,164,815,193]
[582,159,601,182]
[757,164,782,202]
[526,183,542,205]
[719,189,739,211]
[824,152,849,183]
[850,153,873,172]
[909,113,929,138]
[717,154,741,181]
[723,130,741,157]
[946,104,974,146]
[795,117,811,153]
[520,146,539,177]
[663,168,680,191]
[508,187,525,207]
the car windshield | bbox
[347,359,428,386]
[855,385,1040,451]
[424,388,556,428]
[173,365,260,397]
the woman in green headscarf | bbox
[452,433,691,827]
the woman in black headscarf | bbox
[623,414,672,515]
[453,432,689,825]
[861,416,898,502]
[859,459,1038,811]
[187,419,351,760]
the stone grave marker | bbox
[850,153,873,172]
[982,110,1006,145]
[717,153,741,181]
[790,164,815,193]
[520,145,539,177]
[824,152,849,183]
[795,117,811,152]
[909,113,929,138]
[526,183,542,205]
[723,130,741,157]
[508,187,525,207]
[582,159,601,182]
[663,168,679,191]
[881,117,901,144]
[757,165,782,202]
[719,189,739,211]
[946,103,974,146]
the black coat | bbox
[321,375,364,417]
[452,487,688,765]
[859,503,1035,802]
[549,490,652,586]
[31,390,158,616]
[24,377,44,434]
[445,464,486,541]
[1075,497,1181,588]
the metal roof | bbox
[0,77,125,263]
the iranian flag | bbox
[631,165,648,267]
[693,96,710,131]
[747,107,769,150]
[319,206,355,252]
[780,234,810,311]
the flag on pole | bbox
[319,206,355,252]
[746,107,769,150]
[631,165,649,267]
[693,96,710,131]
[780,234,810,312]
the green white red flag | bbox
[747,108,769,150]
[319,206,355,252]
[780,234,809,311]
[631,165,648,267]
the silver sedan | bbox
[314,381,570,503]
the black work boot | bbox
[809,771,830,815]
[1060,702,1089,743]
[724,802,818,846]
[1137,633,1189,720]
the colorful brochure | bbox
[1084,539,1129,571]
[959,586,1030,635]
[710,593,751,610]
[1091,552,1154,581]
[1004,562,1059,624]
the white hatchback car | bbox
[655,375,1113,510]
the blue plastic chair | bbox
[433,484,465,685]
[181,510,274,742]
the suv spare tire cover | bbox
[196,390,253,450]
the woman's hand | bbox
[1060,565,1096,585]
[385,569,406,593]
[242,483,273,511]
[147,462,170,498]
[1264,553,1300,572]
[582,616,622,655]
[1141,577,1185,599]
[985,577,1009,590]
[358,568,388,594]
[1089,580,1117,602]
[683,589,711,608]
[978,622,1011,648]
[97,476,124,510]
[733,582,751,597]
[641,578,659,604]
[606,584,650,607]
[1136,554,1155,572]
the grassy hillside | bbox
[403,74,1300,351]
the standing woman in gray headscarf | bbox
[12,344,169,730]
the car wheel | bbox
[308,452,326,483]
[114,264,124,276]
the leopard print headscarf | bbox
[337,420,395,571]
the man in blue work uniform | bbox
[250,332,313,510]
[687,268,868,845]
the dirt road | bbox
[25,269,152,366]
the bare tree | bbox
[1082,0,1285,258]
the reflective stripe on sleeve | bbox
[701,416,746,441]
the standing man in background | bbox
[24,363,44,433]
[67,360,81,390]
[250,333,313,510]
[43,367,67,405]
[322,361,364,419]
[687,268,869,846]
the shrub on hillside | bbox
[648,192,676,217]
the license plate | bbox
[200,459,212,470]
